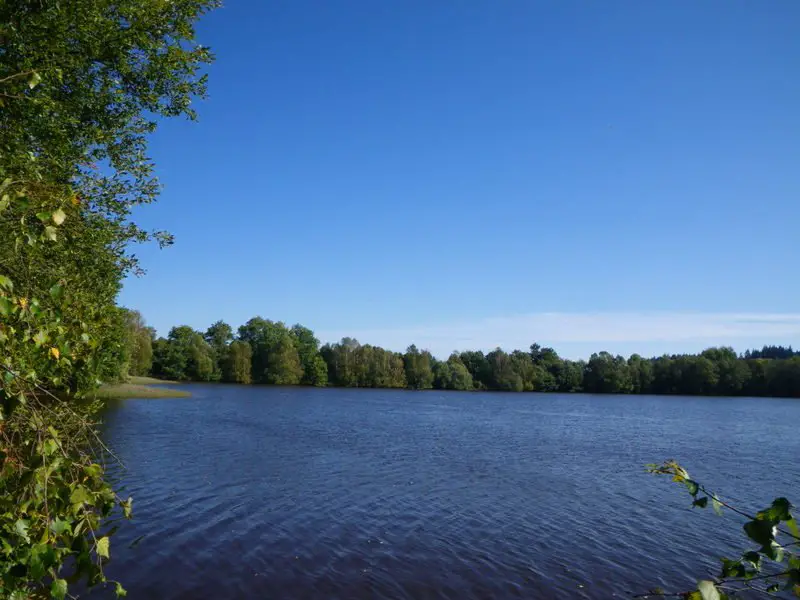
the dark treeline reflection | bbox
[124,313,800,398]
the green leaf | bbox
[786,518,800,540]
[51,578,67,600]
[693,497,709,508]
[30,544,56,579]
[84,463,103,479]
[28,71,42,89]
[33,330,48,346]
[685,479,699,496]
[43,438,58,456]
[767,583,780,593]
[115,582,128,597]
[762,541,784,562]
[121,496,133,519]
[0,296,11,316]
[0,274,12,290]
[96,536,110,559]
[711,496,724,517]
[698,580,720,600]
[14,519,30,543]
[50,518,70,535]
[743,551,762,570]
[744,519,775,546]
[0,193,9,212]
[52,208,66,225]
[759,498,793,524]
[721,559,745,578]
[70,486,91,505]
[49,283,63,300]
[36,211,51,222]
[44,225,58,241]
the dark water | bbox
[95,386,800,599]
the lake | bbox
[96,386,800,599]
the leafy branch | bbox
[644,461,800,599]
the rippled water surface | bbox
[96,387,800,599]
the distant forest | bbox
[120,311,800,398]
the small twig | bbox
[725,570,790,583]
[0,363,123,465]
[0,69,35,84]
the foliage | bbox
[646,461,800,599]
[486,348,523,392]
[291,325,328,387]
[237,318,290,384]
[152,326,217,382]
[264,336,303,385]
[321,339,406,388]
[122,309,154,377]
[584,351,633,394]
[131,312,800,398]
[205,321,233,353]
[403,345,434,390]
[0,0,217,595]
[223,341,252,385]
[204,320,232,368]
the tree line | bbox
[122,311,800,398]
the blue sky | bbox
[120,1,800,359]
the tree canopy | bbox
[136,316,800,399]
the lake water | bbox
[95,386,800,599]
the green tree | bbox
[583,351,633,394]
[291,324,328,386]
[433,360,453,389]
[223,340,253,384]
[265,336,303,385]
[766,357,800,398]
[404,345,434,390]
[529,344,561,391]
[152,326,216,382]
[447,356,475,390]
[205,320,233,353]
[0,0,218,595]
[434,354,473,390]
[627,354,654,394]
[122,309,154,377]
[510,350,537,391]
[459,350,492,389]
[238,318,293,383]
[205,320,233,379]
[487,348,524,392]
[702,347,751,395]
[558,360,585,392]
[321,338,362,387]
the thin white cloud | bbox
[317,312,800,359]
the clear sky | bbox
[119,1,800,359]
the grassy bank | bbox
[127,375,180,385]
[92,379,190,400]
